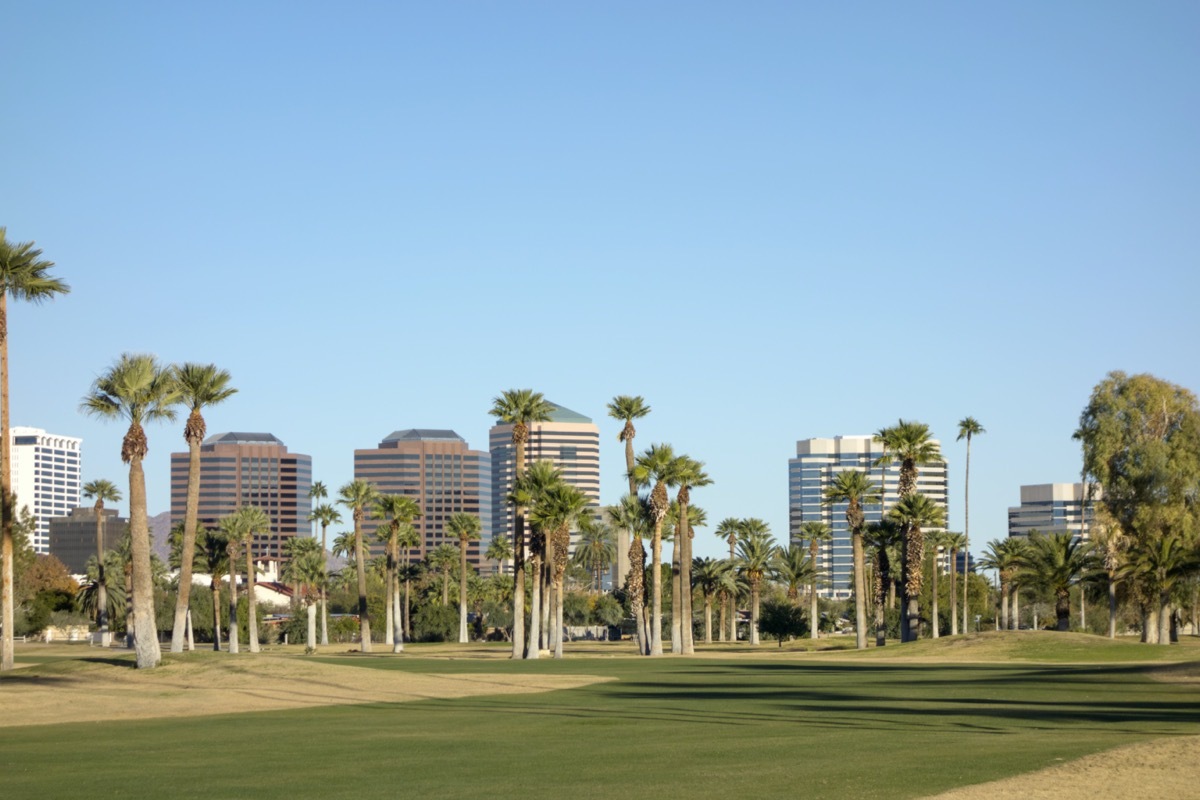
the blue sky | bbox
[3,2,1198,561]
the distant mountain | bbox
[149,511,172,564]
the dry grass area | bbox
[924,735,1200,800]
[0,652,609,728]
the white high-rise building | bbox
[1008,483,1098,540]
[9,427,83,554]
[788,434,949,599]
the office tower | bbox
[169,432,312,562]
[489,402,601,573]
[48,506,128,573]
[354,429,491,568]
[788,434,949,598]
[1008,483,1097,540]
[9,427,83,554]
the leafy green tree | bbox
[338,479,379,651]
[823,470,880,649]
[446,512,482,643]
[0,228,69,671]
[758,598,808,647]
[1075,371,1200,643]
[490,388,554,659]
[170,363,236,653]
[81,354,178,668]
[81,479,122,645]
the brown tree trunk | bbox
[245,539,259,653]
[171,423,203,652]
[95,501,110,646]
[128,453,161,668]
[354,509,371,652]
[0,294,13,671]
[210,576,222,651]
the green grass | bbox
[2,635,1198,799]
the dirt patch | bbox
[924,736,1200,799]
[0,654,609,728]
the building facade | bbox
[788,435,950,599]
[9,427,83,554]
[354,429,491,569]
[169,432,312,562]
[1007,483,1097,540]
[48,507,128,574]
[489,402,601,572]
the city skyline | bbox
[3,5,1197,563]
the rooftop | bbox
[381,429,465,444]
[203,432,285,446]
[546,402,592,424]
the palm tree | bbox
[800,521,832,640]
[219,513,245,654]
[308,503,341,646]
[81,479,121,646]
[671,455,711,654]
[886,493,946,639]
[823,470,881,649]
[979,538,1026,631]
[715,517,741,641]
[446,512,482,644]
[572,516,616,591]
[428,544,459,606]
[864,520,902,646]
[632,443,677,656]
[1117,531,1200,644]
[199,525,228,651]
[1021,531,1095,631]
[396,522,420,638]
[374,494,422,652]
[875,421,943,642]
[924,530,955,638]
[509,459,563,658]
[736,527,777,646]
[773,544,816,607]
[957,417,985,636]
[941,531,967,635]
[282,540,325,652]
[231,505,270,653]
[530,483,589,658]
[0,228,69,671]
[80,354,178,668]
[486,531,514,576]
[169,363,236,653]
[608,395,651,587]
[490,388,554,659]
[692,557,728,644]
[607,494,650,653]
[77,551,126,636]
[337,479,380,651]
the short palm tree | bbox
[1117,531,1199,644]
[169,362,236,653]
[0,228,69,672]
[572,516,616,591]
[1021,531,1095,631]
[715,517,741,641]
[864,520,902,646]
[530,483,589,658]
[887,493,946,639]
[374,494,422,652]
[308,503,341,645]
[979,537,1027,631]
[800,521,832,640]
[692,557,728,644]
[956,417,984,634]
[486,530,514,575]
[490,388,554,659]
[82,479,122,646]
[338,479,380,651]
[823,470,880,649]
[396,522,420,638]
[736,528,777,646]
[607,494,650,654]
[232,505,270,653]
[199,526,228,651]
[631,443,677,656]
[282,536,324,651]
[773,544,816,606]
[941,531,967,635]
[81,354,179,668]
[219,513,245,654]
[446,512,482,644]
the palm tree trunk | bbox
[459,538,469,644]
[704,596,712,644]
[540,555,551,651]
[749,583,761,646]
[228,557,239,655]
[124,562,133,649]
[392,564,403,653]
[210,577,221,651]
[810,586,819,641]
[874,548,888,647]
[245,543,259,653]
[1010,585,1020,631]
[628,537,648,654]
[1055,589,1070,631]
[1108,578,1117,639]
[717,593,726,643]
[96,506,110,646]
[931,556,940,639]
[670,532,682,654]
[128,454,161,668]
[949,549,958,636]
[511,512,526,660]
[852,531,867,649]
[354,514,371,652]
[962,437,972,636]
[553,576,565,659]
[171,433,203,653]
[320,521,329,646]
[999,580,1009,632]
[383,548,394,648]
[306,600,317,651]
[527,551,542,659]
[186,609,194,650]
[650,523,664,656]
[1158,594,1172,645]
[0,294,14,672]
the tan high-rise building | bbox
[169,432,312,562]
[354,429,491,569]
[489,402,601,575]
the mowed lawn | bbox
[2,635,1198,800]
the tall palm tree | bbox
[308,481,328,536]
[490,388,554,659]
[715,517,741,641]
[875,421,943,642]
[81,354,178,668]
[509,459,563,658]
[940,531,967,635]
[530,483,589,658]
[338,479,380,651]
[800,521,832,640]
[374,494,422,652]
[823,470,880,649]
[608,395,651,587]
[308,503,341,645]
[0,230,68,671]
[219,513,245,654]
[1021,531,1096,631]
[671,455,710,654]
[924,529,955,638]
[232,505,270,653]
[736,528,777,646]
[607,494,650,653]
[887,493,946,639]
[957,417,985,636]
[446,512,482,644]
[632,443,677,656]
[979,538,1026,631]
[169,363,236,654]
[395,522,420,638]
[81,479,121,646]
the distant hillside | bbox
[149,511,171,563]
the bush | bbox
[413,604,458,642]
[758,599,808,646]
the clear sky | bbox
[3,2,1198,562]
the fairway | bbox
[1,635,1198,800]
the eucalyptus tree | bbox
[168,362,237,653]
[82,479,121,646]
[308,503,341,645]
[374,494,422,650]
[886,493,946,639]
[338,479,380,651]
[446,512,482,643]
[81,354,179,668]
[0,228,69,671]
[800,521,832,640]
[823,470,880,649]
[736,526,777,646]
[864,520,902,646]
[607,494,650,654]
[1021,531,1096,631]
[608,395,651,584]
[874,421,943,641]
[956,417,985,636]
[632,443,677,656]
[490,388,554,659]
[671,456,710,654]
[942,531,967,635]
